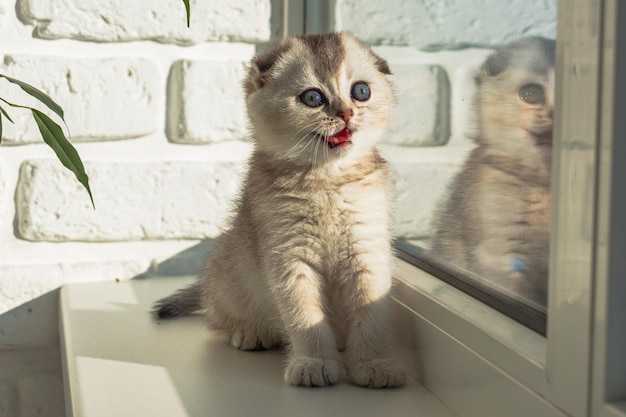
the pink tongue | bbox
[328,128,351,146]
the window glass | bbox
[336,1,558,333]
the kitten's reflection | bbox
[429,37,555,307]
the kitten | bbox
[153,32,405,388]
[430,37,555,305]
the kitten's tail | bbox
[152,282,203,320]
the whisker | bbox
[263,121,320,152]
[313,132,325,167]
[253,118,342,166]
[289,128,320,159]
[323,133,330,162]
[291,137,315,159]
[287,120,330,160]
[288,123,320,154]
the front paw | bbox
[284,356,340,387]
[348,358,406,388]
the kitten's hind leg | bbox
[272,262,340,387]
[152,282,203,319]
[342,266,406,388]
[204,295,282,351]
[226,324,281,351]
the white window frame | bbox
[392,1,626,417]
[271,0,333,38]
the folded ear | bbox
[483,50,512,76]
[374,55,392,75]
[243,39,295,95]
[475,49,511,86]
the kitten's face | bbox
[244,33,394,167]
[475,37,555,169]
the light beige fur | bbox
[430,37,555,306]
[154,32,405,388]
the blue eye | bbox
[300,89,325,107]
[351,82,370,101]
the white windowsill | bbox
[390,258,570,417]
[392,258,548,390]
[60,275,458,417]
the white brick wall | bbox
[387,64,449,146]
[168,60,249,144]
[19,0,271,44]
[0,0,7,30]
[17,159,245,241]
[1,56,160,143]
[0,0,556,415]
[335,0,556,49]
[386,147,470,239]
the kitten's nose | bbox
[337,109,353,122]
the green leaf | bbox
[0,101,15,144]
[0,73,65,121]
[31,109,95,209]
[182,0,190,27]
[0,98,93,207]
[0,104,14,124]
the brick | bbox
[384,146,470,238]
[19,0,270,44]
[0,163,5,210]
[387,64,450,146]
[16,159,245,241]
[0,1,7,36]
[168,60,249,144]
[450,61,483,142]
[18,373,65,417]
[0,55,159,143]
[335,0,556,49]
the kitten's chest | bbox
[311,184,390,272]
[523,186,551,227]
[249,154,391,270]
[479,167,551,229]
[259,174,389,262]
[304,181,388,238]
